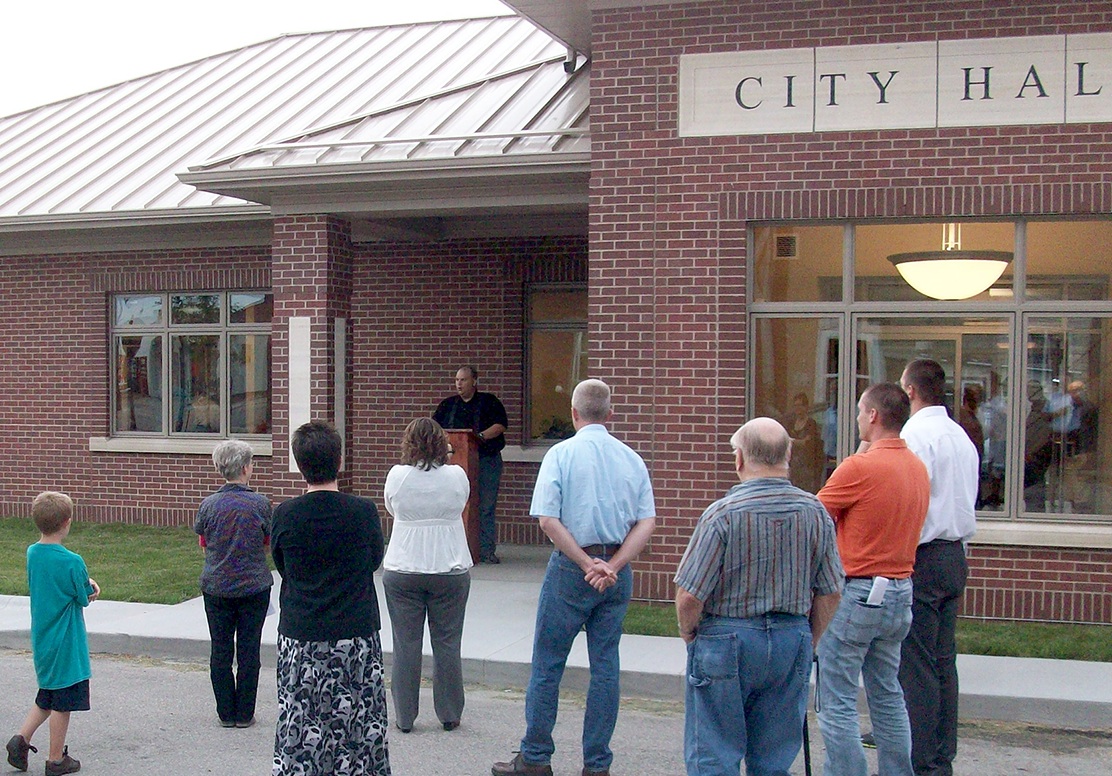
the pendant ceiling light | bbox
[887,224,1013,300]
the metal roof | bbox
[188,60,589,174]
[0,16,587,226]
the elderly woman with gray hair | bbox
[194,439,273,729]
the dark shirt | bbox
[433,391,508,457]
[271,490,385,642]
[193,483,273,598]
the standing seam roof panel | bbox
[0,17,580,218]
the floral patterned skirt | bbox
[273,632,391,776]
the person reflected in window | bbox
[957,385,985,508]
[382,418,472,734]
[1023,382,1053,513]
[1064,380,1099,513]
[787,392,824,493]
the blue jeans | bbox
[478,453,503,557]
[520,551,632,770]
[684,613,813,776]
[817,577,914,776]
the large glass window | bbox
[527,285,587,442]
[112,292,272,437]
[854,317,1011,513]
[753,317,841,493]
[752,225,844,302]
[855,222,1015,302]
[1027,221,1112,301]
[750,218,1112,525]
[1024,317,1111,516]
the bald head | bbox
[730,417,791,472]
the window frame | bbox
[109,290,272,441]
[747,217,1112,539]
[524,281,588,446]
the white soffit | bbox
[501,0,683,55]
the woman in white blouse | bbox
[382,417,473,733]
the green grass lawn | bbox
[0,517,1107,661]
[0,517,202,605]
[623,602,1112,663]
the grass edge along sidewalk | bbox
[0,518,1107,663]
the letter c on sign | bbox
[735,76,763,109]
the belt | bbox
[846,574,910,582]
[580,543,622,558]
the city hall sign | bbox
[678,33,1112,136]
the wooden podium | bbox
[445,430,481,563]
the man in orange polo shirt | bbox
[815,382,930,776]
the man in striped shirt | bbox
[675,417,843,776]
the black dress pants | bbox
[203,589,270,724]
[899,539,968,776]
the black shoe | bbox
[235,717,256,729]
[5,735,36,772]
[44,747,80,776]
[481,553,501,565]
[395,722,412,733]
[861,731,877,749]
[219,719,236,728]
[442,720,460,731]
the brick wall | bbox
[967,545,1112,624]
[0,246,270,524]
[590,0,1112,617]
[349,235,587,542]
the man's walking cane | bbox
[803,655,819,776]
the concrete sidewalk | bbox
[0,544,1108,730]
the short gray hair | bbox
[730,418,791,467]
[572,379,611,423]
[212,439,253,480]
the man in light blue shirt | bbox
[493,379,656,776]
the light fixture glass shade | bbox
[887,250,1013,300]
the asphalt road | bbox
[0,650,1108,775]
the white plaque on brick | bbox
[1066,32,1112,124]
[678,34,1111,136]
[938,36,1065,127]
[679,49,814,137]
[815,42,937,131]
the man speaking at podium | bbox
[434,365,508,564]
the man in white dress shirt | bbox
[898,359,979,776]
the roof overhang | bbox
[179,153,591,218]
[0,206,273,257]
[501,0,681,56]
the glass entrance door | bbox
[853,317,1012,513]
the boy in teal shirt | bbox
[6,492,99,775]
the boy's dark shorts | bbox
[35,680,90,713]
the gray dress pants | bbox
[382,569,471,729]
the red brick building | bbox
[1,2,1110,624]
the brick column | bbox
[271,215,354,499]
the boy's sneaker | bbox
[44,746,80,775]
[6,734,36,771]
[861,731,877,749]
